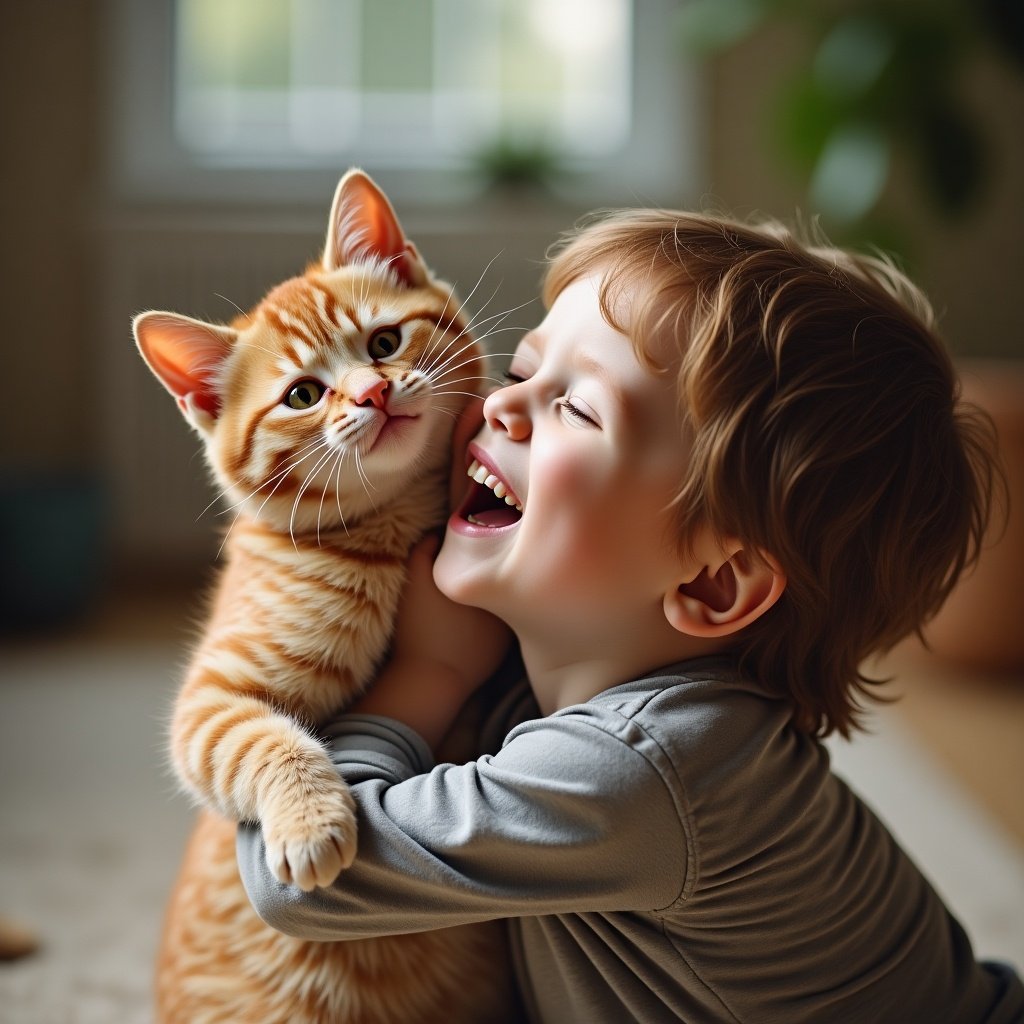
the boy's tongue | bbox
[467,508,520,528]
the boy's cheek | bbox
[534,446,601,495]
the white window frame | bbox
[101,0,703,207]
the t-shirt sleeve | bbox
[237,708,691,941]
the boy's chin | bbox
[433,541,491,610]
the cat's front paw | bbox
[262,780,358,892]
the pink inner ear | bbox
[147,337,209,400]
[136,314,233,419]
[361,196,406,264]
[326,172,417,283]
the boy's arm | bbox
[237,706,691,941]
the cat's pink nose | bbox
[354,375,389,410]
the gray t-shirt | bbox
[237,658,1023,1023]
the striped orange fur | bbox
[134,170,513,1023]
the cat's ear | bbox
[133,311,236,436]
[323,168,429,287]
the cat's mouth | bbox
[364,411,420,454]
[457,458,523,529]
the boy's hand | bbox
[350,533,512,749]
[392,534,511,693]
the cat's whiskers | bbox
[235,339,285,359]
[290,441,340,549]
[421,285,500,374]
[453,251,504,318]
[458,293,534,348]
[443,285,534,355]
[425,347,518,394]
[353,448,378,512]
[214,292,252,324]
[216,502,250,561]
[433,367,517,391]
[420,329,500,388]
[421,298,534,388]
[420,253,505,369]
[248,438,331,526]
[431,389,501,405]
[420,281,495,370]
[214,438,332,557]
[421,285,458,368]
[202,433,329,522]
[332,448,351,536]
[474,321,536,348]
[317,446,347,545]
[420,336,482,385]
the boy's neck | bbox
[516,625,731,716]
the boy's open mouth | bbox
[458,458,523,529]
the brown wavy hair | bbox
[544,210,1003,737]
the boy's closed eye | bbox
[557,396,599,427]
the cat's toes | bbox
[264,799,358,891]
[287,821,357,891]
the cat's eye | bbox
[368,328,402,360]
[285,380,324,410]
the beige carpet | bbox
[1,632,193,1024]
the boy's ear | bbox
[663,537,786,638]
[133,311,236,437]
[323,168,428,287]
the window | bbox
[105,0,699,205]
[174,0,632,167]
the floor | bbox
[1,587,1022,1023]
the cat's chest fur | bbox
[204,470,447,723]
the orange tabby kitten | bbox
[134,170,513,1023]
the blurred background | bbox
[2,0,1023,590]
[1,0,1022,1020]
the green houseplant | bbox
[678,0,1024,243]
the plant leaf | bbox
[809,123,890,224]
[813,15,894,99]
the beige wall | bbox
[0,0,101,472]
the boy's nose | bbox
[483,385,531,441]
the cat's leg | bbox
[254,719,359,889]
[170,663,357,890]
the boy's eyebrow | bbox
[577,352,622,395]
[573,351,627,410]
[573,350,613,384]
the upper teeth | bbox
[467,459,523,511]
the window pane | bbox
[177,0,291,90]
[361,0,434,93]
[173,0,633,165]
